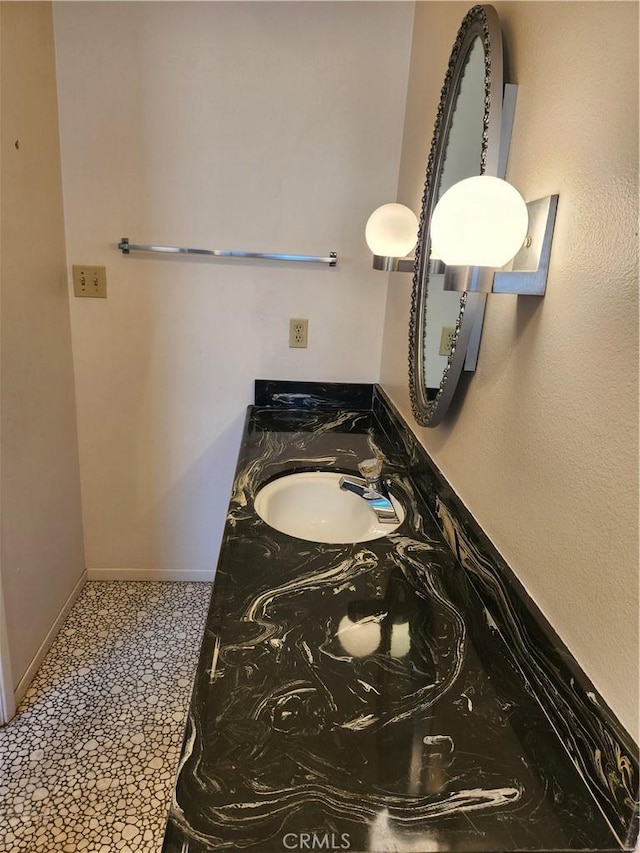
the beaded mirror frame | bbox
[408,5,504,427]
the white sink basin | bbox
[254,471,404,544]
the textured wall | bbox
[380,1,638,736]
[0,2,85,687]
[54,2,414,578]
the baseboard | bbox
[86,567,215,583]
[14,569,87,707]
[0,574,16,723]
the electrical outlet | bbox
[289,318,309,348]
[439,326,456,356]
[73,265,107,298]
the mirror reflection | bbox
[423,37,485,397]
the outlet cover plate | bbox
[439,326,455,356]
[289,318,309,348]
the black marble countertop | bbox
[163,386,637,853]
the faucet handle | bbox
[358,457,383,484]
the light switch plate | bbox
[73,265,107,298]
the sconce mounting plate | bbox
[492,194,558,295]
[372,255,414,273]
[442,194,558,297]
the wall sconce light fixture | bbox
[431,175,559,296]
[366,178,558,297]
[365,203,418,272]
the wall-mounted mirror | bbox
[408,5,505,427]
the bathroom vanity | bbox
[162,381,638,853]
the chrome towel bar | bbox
[118,238,337,266]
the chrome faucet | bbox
[339,458,400,524]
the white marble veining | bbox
[166,402,632,852]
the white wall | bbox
[54,2,414,579]
[0,1,85,692]
[380,2,639,736]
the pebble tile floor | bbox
[0,581,211,852]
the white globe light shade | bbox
[430,176,529,268]
[365,203,418,258]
